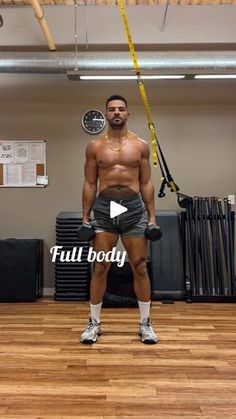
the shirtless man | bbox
[80,94,158,344]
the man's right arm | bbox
[82,141,98,224]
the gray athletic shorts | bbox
[91,193,148,237]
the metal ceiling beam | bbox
[0,51,236,74]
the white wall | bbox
[0,74,235,287]
[1,5,236,48]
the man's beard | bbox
[108,117,126,129]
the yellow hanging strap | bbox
[117,0,158,168]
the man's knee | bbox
[130,257,148,277]
[93,260,111,276]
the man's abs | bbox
[98,165,140,198]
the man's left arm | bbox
[139,142,156,225]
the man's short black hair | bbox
[106,95,128,109]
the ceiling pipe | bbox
[30,0,56,51]
[0,51,236,74]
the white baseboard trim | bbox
[43,288,55,296]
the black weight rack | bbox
[181,197,236,302]
[55,212,91,301]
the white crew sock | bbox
[90,302,102,323]
[138,300,151,323]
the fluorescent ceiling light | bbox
[79,75,185,80]
[194,74,236,79]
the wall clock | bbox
[81,109,106,135]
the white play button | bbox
[110,201,128,219]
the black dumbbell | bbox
[145,224,162,241]
[77,223,95,241]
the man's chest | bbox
[96,143,142,169]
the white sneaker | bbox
[139,318,159,344]
[80,318,101,344]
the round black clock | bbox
[81,109,106,135]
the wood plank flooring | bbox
[0,299,236,418]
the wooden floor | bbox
[0,300,236,418]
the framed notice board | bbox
[0,141,47,187]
